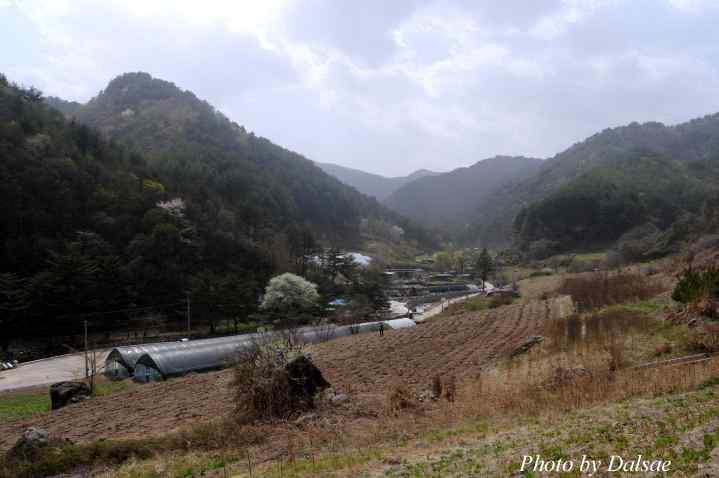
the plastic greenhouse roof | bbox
[384,318,417,329]
[105,333,260,372]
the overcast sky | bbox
[3,0,719,176]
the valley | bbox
[5,3,719,476]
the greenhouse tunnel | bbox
[133,339,254,382]
[123,319,416,382]
[104,333,259,380]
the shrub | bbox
[672,266,719,305]
[606,338,625,372]
[232,337,328,420]
[689,323,719,353]
[558,272,664,312]
[388,385,416,414]
[529,270,553,278]
[431,375,443,400]
[0,437,157,478]
[654,342,672,357]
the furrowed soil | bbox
[0,297,572,450]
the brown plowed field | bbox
[0,298,569,450]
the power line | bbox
[56,301,185,320]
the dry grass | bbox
[557,271,667,312]
[5,278,701,477]
[232,338,327,420]
[689,322,719,353]
[446,306,710,424]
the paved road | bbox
[0,350,110,393]
[415,283,494,322]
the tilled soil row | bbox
[0,298,562,449]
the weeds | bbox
[688,323,719,353]
[388,386,416,414]
[558,272,665,312]
[233,336,328,420]
[0,437,158,478]
[672,266,719,304]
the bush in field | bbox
[688,323,719,353]
[672,266,719,305]
[233,338,328,420]
[558,272,664,312]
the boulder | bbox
[511,335,544,357]
[20,427,49,445]
[7,427,50,460]
[330,392,350,405]
[284,355,330,402]
[50,381,91,410]
[294,413,319,426]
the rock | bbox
[284,356,330,403]
[330,393,350,405]
[21,427,49,445]
[511,336,544,357]
[417,390,434,402]
[7,427,50,461]
[294,413,319,426]
[50,381,91,410]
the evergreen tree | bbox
[475,248,495,290]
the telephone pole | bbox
[84,320,88,378]
[186,293,191,334]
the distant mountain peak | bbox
[103,72,182,101]
[316,162,439,200]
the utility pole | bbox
[84,320,88,378]
[186,293,191,335]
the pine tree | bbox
[475,248,495,291]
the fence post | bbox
[84,320,89,378]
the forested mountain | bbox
[315,162,438,200]
[72,72,434,247]
[0,72,434,343]
[1,75,214,341]
[464,116,719,257]
[383,156,543,233]
[45,96,82,116]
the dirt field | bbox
[0,298,571,450]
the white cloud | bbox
[3,0,719,175]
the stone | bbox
[21,427,49,445]
[511,335,544,357]
[284,355,330,403]
[294,413,319,426]
[50,381,91,410]
[7,427,50,460]
[330,392,350,405]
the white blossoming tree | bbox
[260,273,320,319]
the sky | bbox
[3,0,719,176]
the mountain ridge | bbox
[315,161,440,200]
[465,114,719,255]
[69,72,435,249]
[383,155,544,234]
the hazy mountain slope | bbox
[466,115,719,251]
[383,156,543,231]
[315,161,438,200]
[73,72,435,248]
[45,96,82,116]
